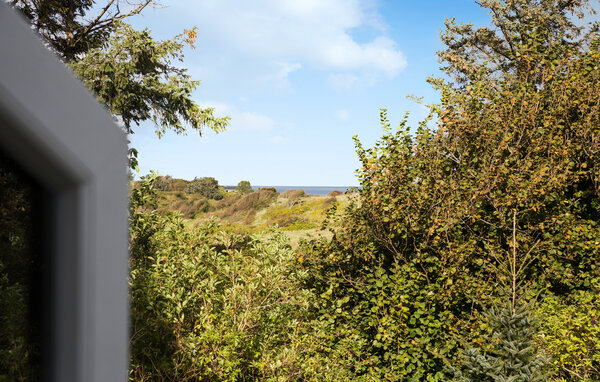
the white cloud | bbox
[261,62,302,89]
[328,72,378,91]
[185,0,406,87]
[198,101,233,116]
[335,109,349,120]
[198,101,275,132]
[328,73,361,91]
[237,112,275,132]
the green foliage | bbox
[185,177,223,200]
[0,153,41,381]
[129,175,313,381]
[302,1,600,379]
[297,258,459,381]
[455,293,549,381]
[12,1,230,170]
[220,188,279,224]
[69,22,229,137]
[160,196,211,219]
[154,175,174,191]
[536,279,600,381]
[260,196,337,231]
[262,204,313,230]
[235,180,253,194]
[11,0,155,61]
[436,0,596,88]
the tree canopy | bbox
[10,0,154,61]
[186,177,223,200]
[301,0,600,379]
[435,0,598,88]
[10,0,230,169]
[235,180,253,195]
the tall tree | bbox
[435,0,598,87]
[236,180,253,195]
[10,0,154,61]
[303,0,600,379]
[9,0,230,169]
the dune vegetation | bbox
[143,178,353,246]
[3,0,600,381]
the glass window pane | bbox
[0,149,44,381]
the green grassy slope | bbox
[155,187,354,246]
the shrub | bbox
[281,189,305,199]
[169,178,189,192]
[213,193,241,209]
[129,177,312,380]
[221,188,279,224]
[235,180,253,194]
[300,1,600,378]
[154,175,173,191]
[281,189,305,206]
[185,177,223,200]
[536,280,600,381]
[327,190,342,197]
[170,198,210,219]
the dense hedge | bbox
[296,1,600,379]
[129,175,312,380]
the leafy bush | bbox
[129,175,313,381]
[235,180,253,194]
[536,279,600,381]
[154,175,173,191]
[170,178,189,192]
[185,177,223,200]
[0,154,42,381]
[154,176,190,192]
[300,1,600,379]
[280,189,306,206]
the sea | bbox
[226,186,359,195]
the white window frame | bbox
[0,4,128,381]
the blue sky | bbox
[126,1,496,186]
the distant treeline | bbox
[145,175,356,196]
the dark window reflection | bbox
[0,150,44,381]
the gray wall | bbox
[0,4,129,381]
